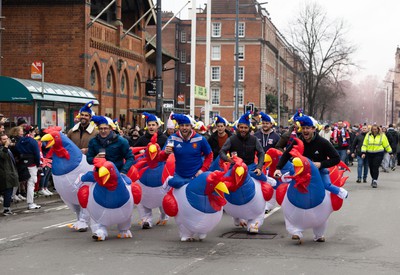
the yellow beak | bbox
[98,166,110,185]
[214,181,230,197]
[292,157,304,175]
[235,166,244,177]
[41,134,55,148]
[149,144,157,160]
[264,154,272,167]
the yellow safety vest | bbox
[361,133,392,154]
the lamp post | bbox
[234,0,239,120]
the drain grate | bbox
[221,231,277,239]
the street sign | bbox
[194,85,208,100]
[145,79,157,96]
[177,94,185,105]
[163,99,174,108]
[31,61,43,79]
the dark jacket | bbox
[207,129,232,160]
[254,129,280,152]
[0,146,19,190]
[87,133,134,174]
[351,132,367,156]
[15,136,41,167]
[386,128,398,153]
[277,133,340,170]
[133,130,168,148]
[220,132,265,170]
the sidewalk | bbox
[1,192,62,212]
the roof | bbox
[205,0,258,14]
[0,76,99,104]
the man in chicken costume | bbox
[162,170,229,241]
[41,127,93,232]
[78,158,141,241]
[274,114,349,243]
[134,132,175,229]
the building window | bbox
[211,66,221,81]
[180,49,186,63]
[211,88,220,105]
[180,31,186,43]
[238,88,244,106]
[121,74,126,93]
[180,70,186,83]
[234,66,245,82]
[211,45,221,60]
[236,45,244,60]
[90,66,96,87]
[212,22,221,37]
[106,70,112,89]
[238,22,245,37]
[133,76,138,95]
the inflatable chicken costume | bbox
[78,158,142,241]
[276,140,349,243]
[162,170,229,241]
[223,157,274,233]
[134,133,175,229]
[41,127,92,232]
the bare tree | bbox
[288,1,356,117]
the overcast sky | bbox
[158,0,400,82]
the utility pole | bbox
[155,0,163,117]
[234,0,239,120]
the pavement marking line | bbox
[264,206,281,219]
[42,219,75,229]
[44,205,68,212]
[168,242,225,274]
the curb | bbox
[2,193,62,212]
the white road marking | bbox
[264,206,281,219]
[42,219,76,229]
[44,205,68,212]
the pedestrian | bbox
[319,125,332,141]
[67,101,98,154]
[220,111,264,177]
[330,120,351,164]
[361,124,393,188]
[133,112,168,149]
[385,124,398,171]
[351,125,369,183]
[207,115,231,160]
[0,133,20,215]
[254,112,280,153]
[87,116,134,175]
[160,113,213,189]
[15,125,42,210]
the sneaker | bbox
[363,178,367,183]
[141,221,151,229]
[12,195,21,202]
[38,189,47,196]
[391,167,396,171]
[18,194,27,201]
[3,209,16,216]
[28,203,41,210]
[371,180,378,188]
[44,188,53,196]
[356,179,361,183]
[314,237,326,242]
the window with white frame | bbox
[180,31,186,43]
[211,45,221,60]
[180,49,186,63]
[212,22,221,37]
[211,66,221,81]
[180,70,186,83]
[236,45,244,60]
[211,88,220,105]
[238,22,245,37]
[234,66,245,82]
[238,88,244,106]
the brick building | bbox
[0,0,175,130]
[152,0,303,125]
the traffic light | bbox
[245,103,254,113]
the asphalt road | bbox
[1,166,400,275]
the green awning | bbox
[0,76,99,104]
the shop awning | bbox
[0,76,99,104]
